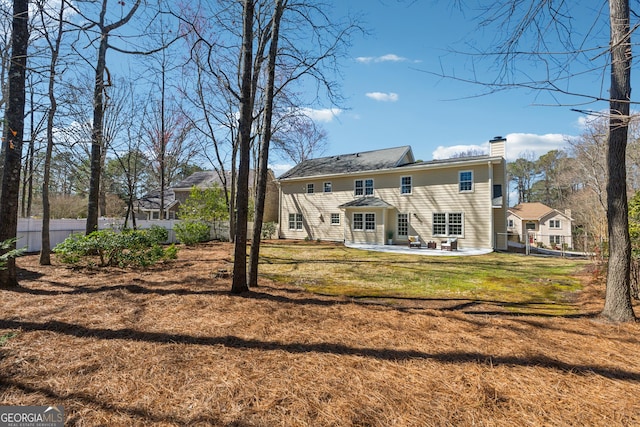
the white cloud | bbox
[503,132,569,160]
[365,92,399,102]
[431,133,571,161]
[299,107,342,123]
[355,54,407,64]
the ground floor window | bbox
[288,213,303,230]
[550,235,562,245]
[397,213,408,236]
[331,213,340,225]
[433,212,464,236]
[353,213,375,231]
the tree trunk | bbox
[231,0,255,294]
[601,0,635,321]
[249,0,285,288]
[86,30,108,234]
[0,0,28,287]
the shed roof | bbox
[338,197,393,209]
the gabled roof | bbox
[508,202,571,221]
[338,197,393,209]
[279,146,414,179]
[136,189,178,211]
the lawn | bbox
[1,240,639,426]
[259,241,588,315]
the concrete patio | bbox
[345,242,493,256]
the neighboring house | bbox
[507,202,573,249]
[277,137,508,251]
[137,169,280,223]
[136,189,179,220]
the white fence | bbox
[15,218,245,252]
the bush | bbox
[261,222,277,240]
[174,220,210,245]
[53,227,177,268]
[0,238,26,270]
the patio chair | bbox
[441,238,458,251]
[408,235,422,248]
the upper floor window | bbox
[306,183,314,194]
[355,179,374,196]
[401,176,412,194]
[549,219,561,228]
[508,219,514,228]
[459,171,473,192]
[324,182,332,193]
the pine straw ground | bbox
[1,242,639,426]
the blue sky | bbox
[270,0,611,175]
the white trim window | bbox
[433,212,464,236]
[330,213,340,225]
[401,176,412,194]
[354,179,374,196]
[324,182,332,193]
[459,171,473,192]
[306,183,314,194]
[549,219,561,229]
[288,213,303,230]
[550,235,562,244]
[353,212,376,231]
[397,213,408,237]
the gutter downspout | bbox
[488,161,495,250]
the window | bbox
[354,179,374,196]
[550,235,562,244]
[353,213,363,230]
[525,222,536,230]
[459,171,473,192]
[549,219,561,228]
[324,182,332,193]
[355,180,363,196]
[306,183,314,194]
[365,213,376,230]
[288,213,303,230]
[397,213,408,237]
[508,219,514,228]
[353,213,375,231]
[493,184,503,206]
[365,179,374,195]
[433,212,464,236]
[401,176,412,194]
[331,213,340,225]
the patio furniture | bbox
[408,235,422,248]
[427,241,437,249]
[441,238,458,251]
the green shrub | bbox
[0,238,26,270]
[261,222,277,240]
[174,220,210,245]
[53,227,177,268]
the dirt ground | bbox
[1,242,639,426]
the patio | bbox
[345,242,493,256]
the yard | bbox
[1,241,639,426]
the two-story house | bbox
[507,202,573,249]
[277,137,508,251]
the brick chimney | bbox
[489,136,506,158]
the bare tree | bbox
[0,0,29,286]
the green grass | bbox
[258,241,589,316]
[0,331,18,347]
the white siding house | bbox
[278,137,508,251]
[507,202,574,249]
